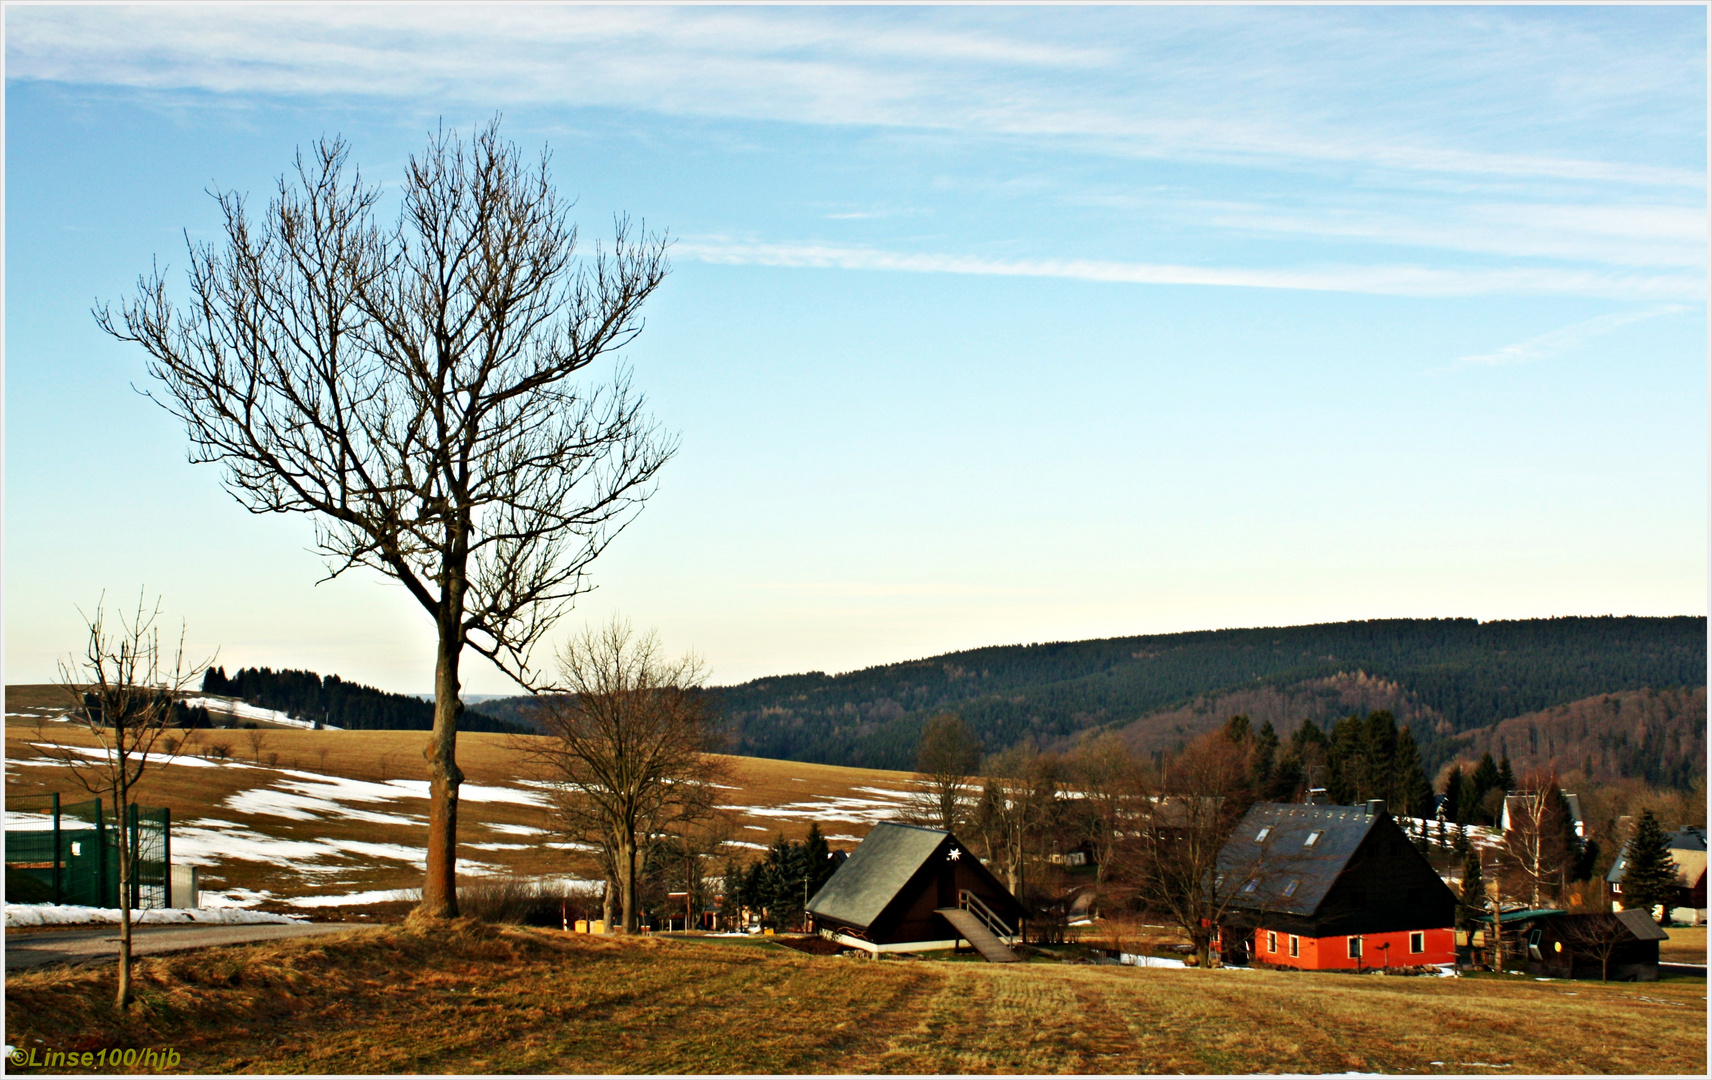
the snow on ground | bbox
[723,840,767,850]
[13,744,254,771]
[485,822,548,836]
[170,819,497,877]
[5,903,304,927]
[727,794,907,825]
[849,786,913,799]
[382,778,549,807]
[288,888,420,908]
[200,888,277,909]
[182,697,341,731]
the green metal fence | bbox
[5,793,172,909]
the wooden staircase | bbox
[936,891,1020,963]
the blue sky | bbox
[5,5,1706,693]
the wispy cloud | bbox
[1448,306,1689,367]
[6,5,1702,190]
[677,239,1704,301]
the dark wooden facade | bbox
[808,824,1027,950]
[1514,911,1666,982]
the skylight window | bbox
[1242,878,1258,893]
[1304,830,1323,847]
[1255,827,1271,842]
[1282,880,1299,897]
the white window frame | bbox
[1289,935,1299,958]
[1409,931,1425,954]
[1266,931,1278,954]
[1347,935,1363,959]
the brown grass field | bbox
[5,690,917,912]
[4,920,1707,1075]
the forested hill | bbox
[201,667,526,735]
[709,617,1706,772]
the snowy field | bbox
[5,903,304,928]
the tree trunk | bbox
[618,834,638,933]
[418,601,465,919]
[602,877,615,930]
[113,787,133,1009]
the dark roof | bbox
[1668,826,1706,852]
[1214,802,1382,917]
[1498,908,1568,924]
[1614,907,1670,942]
[805,822,950,930]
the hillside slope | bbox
[1446,686,1706,789]
[694,617,1704,771]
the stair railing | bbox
[959,889,1013,939]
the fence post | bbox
[128,803,142,911]
[163,806,172,909]
[52,792,62,905]
[94,799,108,908]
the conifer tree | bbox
[1497,756,1516,793]
[1619,810,1679,924]
[1458,847,1486,946]
[1441,764,1464,823]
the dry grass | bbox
[3,706,917,910]
[4,922,1705,1075]
[1660,925,1705,964]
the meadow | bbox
[4,920,1706,1075]
[4,689,919,915]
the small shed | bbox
[1511,909,1669,982]
[807,822,1027,956]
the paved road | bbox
[4,922,349,972]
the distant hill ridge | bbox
[693,616,1705,775]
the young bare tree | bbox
[973,744,1062,899]
[42,594,207,1008]
[901,713,982,832]
[1129,729,1253,968]
[97,120,675,918]
[525,618,722,933]
[1064,731,1137,915]
[1501,770,1575,909]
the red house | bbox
[1214,799,1458,971]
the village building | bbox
[1607,825,1707,925]
[806,822,1027,961]
[1214,799,1458,970]
[1500,908,1668,982]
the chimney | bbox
[1366,799,1386,818]
[1305,788,1328,806]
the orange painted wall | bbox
[1251,926,1454,970]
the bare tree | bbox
[1501,770,1574,909]
[1561,914,1633,983]
[1064,731,1137,916]
[42,594,206,1008]
[973,744,1061,899]
[525,618,722,933]
[1129,729,1253,968]
[97,120,674,918]
[901,713,982,832]
[244,726,268,764]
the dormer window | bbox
[1255,827,1271,842]
[1304,830,1322,847]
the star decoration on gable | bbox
[948,847,961,861]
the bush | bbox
[456,876,597,927]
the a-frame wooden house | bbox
[807,822,1028,961]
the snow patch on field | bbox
[288,888,420,908]
[200,888,277,909]
[486,822,548,836]
[728,794,906,825]
[5,903,303,927]
[382,779,549,807]
[182,697,341,730]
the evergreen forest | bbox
[200,667,526,734]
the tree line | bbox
[712,617,1706,772]
[201,667,526,734]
